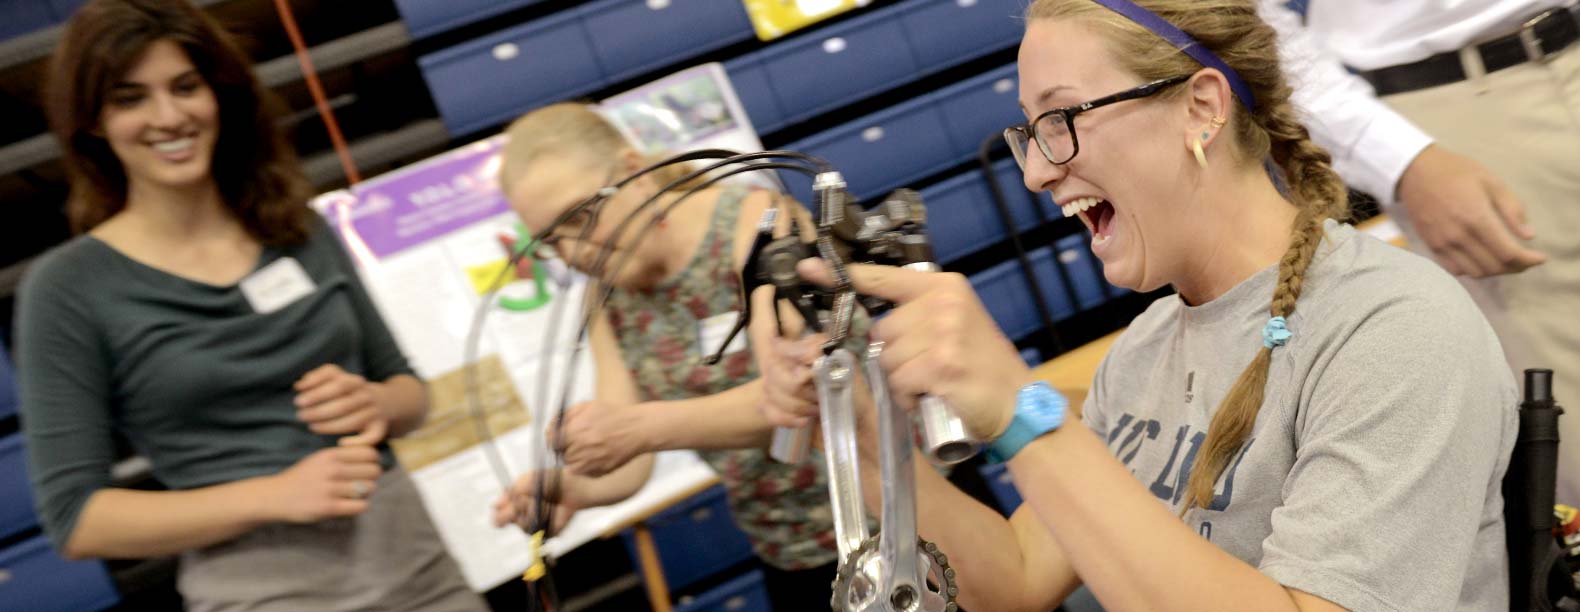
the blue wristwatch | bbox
[986,381,1068,464]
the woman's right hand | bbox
[492,469,578,534]
[261,445,383,523]
[757,334,825,428]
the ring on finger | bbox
[350,480,371,499]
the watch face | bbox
[1021,383,1067,417]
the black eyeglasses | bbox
[1004,74,1191,168]
[530,170,619,260]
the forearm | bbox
[569,453,656,508]
[638,380,773,452]
[371,374,428,438]
[64,477,280,559]
[1011,421,1304,611]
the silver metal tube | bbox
[901,262,980,465]
[769,425,813,464]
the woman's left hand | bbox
[547,400,645,477]
[294,364,389,445]
[797,260,1033,440]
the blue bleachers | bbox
[394,0,546,40]
[978,462,1024,514]
[673,569,770,612]
[934,64,1026,159]
[621,485,755,594]
[1049,234,1108,310]
[727,0,1026,135]
[0,348,16,422]
[782,98,957,206]
[779,62,1027,206]
[419,0,756,136]
[0,434,120,610]
[753,15,919,133]
[923,157,1047,265]
[1,435,35,542]
[582,1,755,84]
[969,239,1112,342]
[0,352,119,611]
[0,1,57,42]
[0,536,120,612]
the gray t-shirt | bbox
[1083,220,1516,611]
[15,218,413,551]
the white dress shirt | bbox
[1260,0,1433,206]
[1303,0,1564,70]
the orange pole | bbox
[271,0,361,185]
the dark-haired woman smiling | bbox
[14,1,485,609]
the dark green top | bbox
[14,218,413,550]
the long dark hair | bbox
[46,0,312,245]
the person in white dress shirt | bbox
[1263,0,1580,503]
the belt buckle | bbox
[1518,8,1562,62]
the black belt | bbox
[1359,7,1580,96]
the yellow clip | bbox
[522,530,547,582]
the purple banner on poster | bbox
[316,137,508,260]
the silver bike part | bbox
[769,425,814,464]
[816,348,871,560]
[831,535,959,612]
[865,342,922,607]
[900,262,980,465]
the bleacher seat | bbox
[922,157,1047,264]
[0,0,56,41]
[933,63,1025,159]
[621,485,755,594]
[898,0,1026,70]
[727,0,1025,135]
[970,250,1051,341]
[0,536,120,612]
[0,348,17,422]
[582,1,754,84]
[419,0,755,137]
[48,0,84,23]
[977,462,1024,514]
[1049,234,1108,310]
[781,96,957,206]
[419,9,603,136]
[394,0,545,40]
[1,435,35,542]
[0,433,120,610]
[673,569,770,612]
[779,63,1031,208]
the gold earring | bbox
[1192,136,1208,169]
[1209,116,1227,128]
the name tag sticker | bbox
[698,311,748,358]
[240,257,316,314]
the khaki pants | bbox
[1381,40,1580,503]
[178,466,488,612]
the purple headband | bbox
[1091,0,1257,112]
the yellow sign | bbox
[742,0,872,41]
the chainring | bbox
[830,534,959,612]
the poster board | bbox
[600,62,776,189]
[310,62,765,592]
